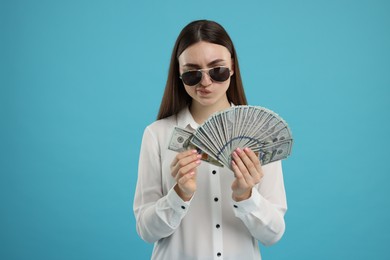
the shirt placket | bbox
[209,165,223,259]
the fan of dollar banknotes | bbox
[168,105,293,169]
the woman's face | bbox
[178,41,234,108]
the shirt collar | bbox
[176,103,236,131]
[176,106,199,131]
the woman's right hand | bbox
[170,149,201,201]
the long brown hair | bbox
[157,20,248,120]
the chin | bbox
[195,98,217,107]
[199,98,228,108]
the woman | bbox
[134,20,287,260]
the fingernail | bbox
[244,147,249,152]
[197,154,202,159]
[233,151,238,157]
[192,149,198,153]
[236,148,242,153]
[196,160,201,164]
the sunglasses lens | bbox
[209,67,230,82]
[181,71,202,86]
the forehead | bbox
[178,41,231,66]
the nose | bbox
[199,71,212,86]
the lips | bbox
[196,88,212,95]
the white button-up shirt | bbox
[134,106,287,260]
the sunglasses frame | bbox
[180,66,231,86]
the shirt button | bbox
[212,170,216,174]
[233,205,238,208]
[214,197,219,202]
[217,252,222,257]
[181,206,186,209]
[216,224,220,229]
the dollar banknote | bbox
[168,106,293,170]
[168,127,224,167]
[168,127,193,152]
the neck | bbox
[190,98,231,124]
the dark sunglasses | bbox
[180,66,231,86]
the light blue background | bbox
[1,0,389,259]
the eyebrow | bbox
[182,59,227,69]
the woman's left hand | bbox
[231,147,264,201]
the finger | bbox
[231,161,253,198]
[171,151,201,177]
[177,171,196,186]
[232,151,253,186]
[236,148,257,175]
[231,160,245,182]
[243,148,263,176]
[175,160,201,180]
[238,148,262,183]
[170,149,198,168]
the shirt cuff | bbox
[231,187,263,216]
[166,186,192,214]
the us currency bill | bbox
[168,127,224,167]
[168,106,293,170]
[168,127,192,152]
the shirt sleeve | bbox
[133,126,191,243]
[231,160,287,246]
